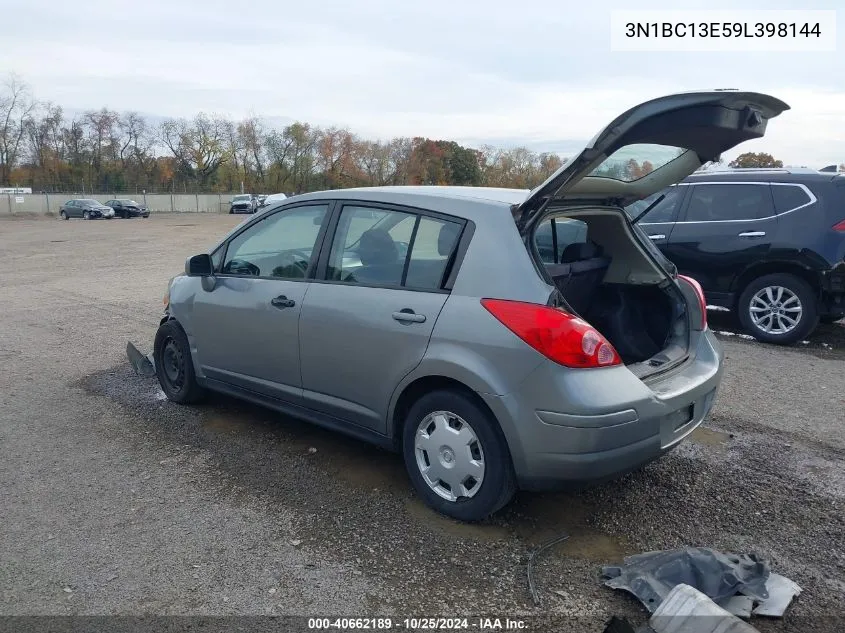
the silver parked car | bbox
[144,91,787,520]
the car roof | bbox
[294,185,528,208]
[684,169,843,184]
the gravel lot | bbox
[1,214,843,632]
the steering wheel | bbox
[270,249,312,278]
[224,259,260,276]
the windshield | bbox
[233,195,251,202]
[118,199,139,205]
[590,144,688,182]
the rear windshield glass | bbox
[590,144,687,182]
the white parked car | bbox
[262,193,288,207]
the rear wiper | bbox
[631,193,665,224]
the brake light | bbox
[832,219,845,232]
[678,274,707,330]
[480,299,621,368]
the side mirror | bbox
[185,253,214,276]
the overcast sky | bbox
[1,0,842,166]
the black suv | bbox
[626,168,845,344]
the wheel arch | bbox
[389,374,508,454]
[732,261,822,302]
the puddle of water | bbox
[403,497,511,542]
[509,495,631,562]
[329,449,406,491]
[203,412,256,434]
[202,401,408,492]
[690,427,730,447]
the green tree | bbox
[728,152,783,168]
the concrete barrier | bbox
[0,193,231,216]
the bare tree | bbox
[0,73,36,185]
[84,108,120,187]
[160,113,228,189]
[25,103,64,175]
[239,117,266,186]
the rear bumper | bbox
[481,329,724,490]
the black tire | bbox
[122,210,129,219]
[82,211,90,220]
[402,389,516,522]
[60,210,68,220]
[737,273,819,345]
[153,320,206,404]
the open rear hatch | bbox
[514,90,788,378]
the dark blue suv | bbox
[626,168,845,344]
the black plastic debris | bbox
[601,547,771,613]
[603,616,655,633]
[127,341,156,377]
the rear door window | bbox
[684,184,774,222]
[535,218,588,264]
[326,205,462,290]
[771,184,813,214]
[625,186,684,224]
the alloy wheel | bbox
[749,285,803,335]
[414,410,485,502]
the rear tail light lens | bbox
[480,299,621,368]
[678,274,707,330]
[832,219,845,232]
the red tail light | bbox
[832,219,845,232]
[480,299,621,368]
[678,274,707,330]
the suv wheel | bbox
[402,389,516,522]
[82,211,90,220]
[738,273,818,345]
[60,210,68,220]
[154,321,206,404]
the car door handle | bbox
[392,309,426,323]
[648,234,666,240]
[738,231,766,238]
[270,295,296,309]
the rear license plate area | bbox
[667,404,694,431]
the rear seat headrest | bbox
[561,241,602,263]
[437,222,461,256]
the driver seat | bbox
[350,228,403,284]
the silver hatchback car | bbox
[143,91,787,521]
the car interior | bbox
[537,210,688,365]
[331,216,461,289]
[222,249,312,278]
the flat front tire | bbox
[402,389,516,522]
[738,273,819,345]
[153,320,206,404]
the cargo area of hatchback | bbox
[535,209,692,375]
